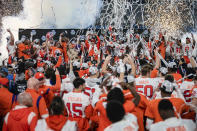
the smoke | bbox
[0,0,102,60]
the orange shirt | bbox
[133,94,149,131]
[25,88,48,118]
[50,46,63,57]
[145,97,187,123]
[123,89,149,131]
[38,75,61,107]
[39,75,61,93]
[17,43,31,59]
[54,56,62,68]
[0,88,13,118]
[171,73,182,83]
[61,42,69,63]
[159,41,166,59]
[45,115,67,131]
[3,106,37,131]
[93,99,135,131]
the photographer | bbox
[10,57,27,94]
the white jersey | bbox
[35,119,77,131]
[104,113,138,131]
[7,44,16,56]
[179,81,194,103]
[150,117,196,131]
[63,92,91,118]
[182,43,193,56]
[173,44,182,57]
[90,85,102,107]
[85,78,102,100]
[135,77,160,99]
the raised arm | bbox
[154,48,161,69]
[7,29,14,45]
[101,55,111,74]
[125,54,136,76]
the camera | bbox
[91,60,97,65]
[25,59,35,69]
[15,61,25,74]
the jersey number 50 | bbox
[136,85,153,98]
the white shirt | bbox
[172,44,182,57]
[150,117,196,131]
[90,85,102,107]
[7,44,16,56]
[104,113,139,131]
[35,119,77,131]
[182,43,193,56]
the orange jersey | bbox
[54,56,63,68]
[25,88,48,119]
[38,75,61,107]
[93,99,135,131]
[145,97,187,123]
[17,43,31,59]
[0,88,14,118]
[39,75,61,93]
[123,90,149,131]
[61,42,69,63]
[50,46,63,57]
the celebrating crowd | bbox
[0,27,197,131]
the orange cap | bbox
[34,72,45,80]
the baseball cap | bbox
[0,68,8,78]
[160,80,174,93]
[73,61,80,68]
[159,67,168,75]
[34,72,45,81]
[81,63,89,69]
[168,62,177,68]
[0,78,9,87]
[37,67,44,73]
[89,66,98,75]
[37,67,44,72]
